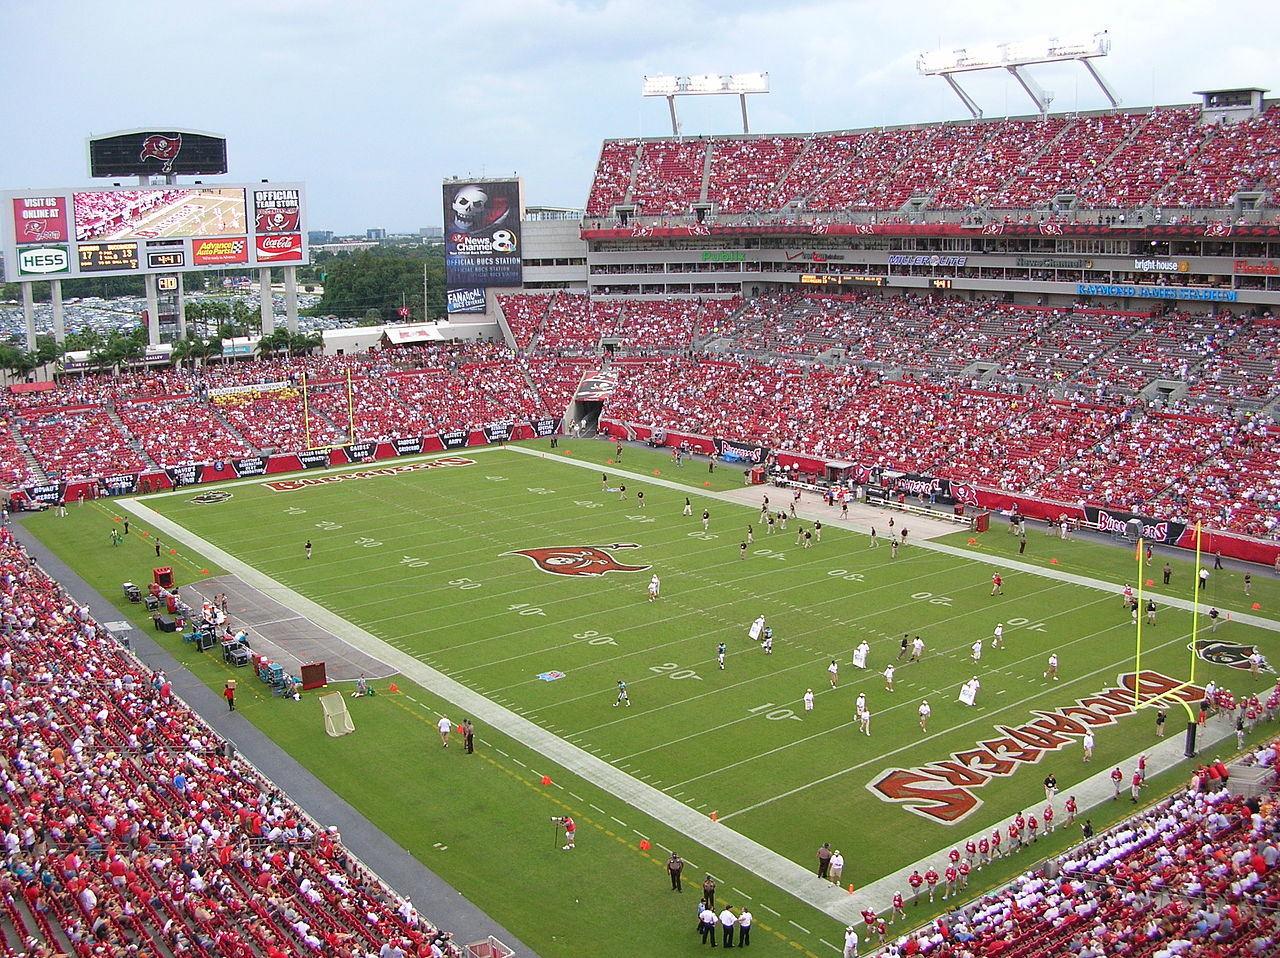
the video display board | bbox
[2,183,308,281]
[88,130,228,178]
[444,178,523,313]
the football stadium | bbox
[5,35,1280,958]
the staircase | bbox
[105,402,160,471]
[10,422,46,484]
[209,405,258,455]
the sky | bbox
[4,0,1279,234]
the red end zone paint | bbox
[866,672,1203,825]
[264,456,477,491]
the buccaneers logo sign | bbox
[504,543,650,577]
[1191,639,1274,674]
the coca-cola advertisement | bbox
[254,233,303,263]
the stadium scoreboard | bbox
[1,182,308,281]
[88,130,228,178]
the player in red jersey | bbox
[923,867,939,902]
[942,864,958,900]
[891,891,906,923]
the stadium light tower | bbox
[917,31,1118,119]
[642,73,770,136]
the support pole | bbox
[259,268,275,335]
[51,280,65,345]
[144,273,160,347]
[21,283,36,352]
[943,73,983,119]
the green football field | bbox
[26,440,1280,958]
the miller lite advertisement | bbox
[444,178,523,310]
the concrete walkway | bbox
[103,445,1252,930]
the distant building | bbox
[366,228,387,241]
[418,227,443,239]
[308,230,334,244]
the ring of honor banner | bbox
[444,179,522,312]
[713,437,770,464]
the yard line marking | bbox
[760,904,781,916]
[589,804,607,815]
[568,792,584,802]
[611,817,627,827]
[789,921,810,935]
[733,888,752,900]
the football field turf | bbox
[27,440,1280,958]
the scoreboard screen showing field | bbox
[1,183,308,281]
[73,187,247,243]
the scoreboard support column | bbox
[284,266,298,334]
[176,274,187,341]
[51,280,65,344]
[144,274,161,347]
[259,269,275,336]
[21,283,36,352]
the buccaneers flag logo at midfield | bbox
[504,543,650,577]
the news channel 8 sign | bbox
[443,179,522,291]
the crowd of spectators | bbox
[878,770,1280,957]
[583,104,1280,217]
[0,527,462,958]
[0,296,1277,537]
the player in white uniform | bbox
[1044,653,1059,681]
[918,699,931,731]
[648,574,660,601]
[884,664,895,692]
[803,689,814,711]
[971,639,983,663]
[859,706,871,736]
[991,623,1004,649]
[828,660,839,688]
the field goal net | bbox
[320,692,355,737]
